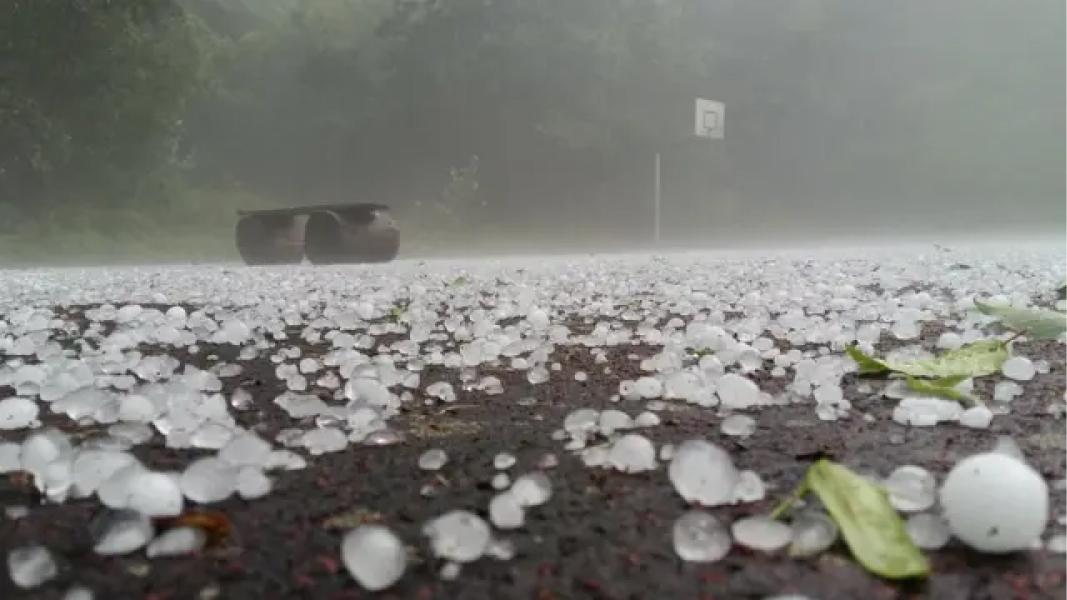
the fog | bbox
[1,0,1064,262]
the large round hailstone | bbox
[940,452,1048,553]
[341,525,407,591]
[423,510,491,562]
[668,440,739,507]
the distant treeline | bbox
[1,0,1063,253]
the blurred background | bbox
[1,0,1063,263]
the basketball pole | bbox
[653,151,661,245]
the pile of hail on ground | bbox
[1,243,1064,593]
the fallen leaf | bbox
[974,300,1067,340]
[157,510,232,546]
[804,460,929,580]
[847,340,1007,380]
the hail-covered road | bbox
[1,242,1065,599]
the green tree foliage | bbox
[0,0,1062,259]
[0,0,207,232]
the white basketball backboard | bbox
[694,98,724,139]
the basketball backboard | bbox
[694,98,724,139]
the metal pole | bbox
[653,152,661,244]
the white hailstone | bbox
[286,375,308,392]
[478,376,504,395]
[92,510,154,555]
[1033,359,1051,375]
[537,453,559,469]
[526,308,550,329]
[905,513,951,550]
[813,385,843,405]
[883,465,937,512]
[563,408,599,436]
[959,405,994,429]
[126,471,184,517]
[607,434,657,473]
[598,409,634,436]
[21,429,72,476]
[219,434,272,467]
[117,394,159,422]
[491,473,511,490]
[720,414,756,437]
[62,585,93,600]
[647,399,668,411]
[634,411,660,428]
[485,538,516,561]
[341,525,407,591]
[635,377,663,399]
[1001,357,1035,381]
[510,472,552,507]
[237,467,272,500]
[664,371,700,400]
[715,374,761,409]
[316,371,341,390]
[71,450,138,498]
[425,381,457,402]
[891,320,920,340]
[146,527,207,558]
[0,442,21,472]
[423,511,491,563]
[264,450,308,471]
[489,492,525,529]
[440,562,461,580]
[345,378,391,407]
[526,366,549,385]
[940,451,1049,553]
[362,428,404,447]
[892,396,963,427]
[617,380,640,401]
[7,545,57,589]
[993,381,1023,403]
[493,453,516,470]
[672,511,731,562]
[180,457,238,503]
[789,512,838,557]
[574,371,588,382]
[731,516,792,552]
[190,422,235,450]
[732,470,766,503]
[96,464,146,509]
[991,435,1027,463]
[301,428,348,455]
[580,445,609,468]
[299,358,322,374]
[418,448,449,471]
[668,440,740,507]
[658,443,675,462]
[0,397,39,429]
[936,332,963,350]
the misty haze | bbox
[0,1,1065,598]
[1,0,1064,259]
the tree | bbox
[0,0,205,230]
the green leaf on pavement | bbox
[847,340,1007,379]
[974,300,1067,340]
[805,460,930,580]
[905,375,974,404]
[846,345,890,375]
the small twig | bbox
[436,404,478,415]
[770,480,810,520]
[1003,329,1027,345]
